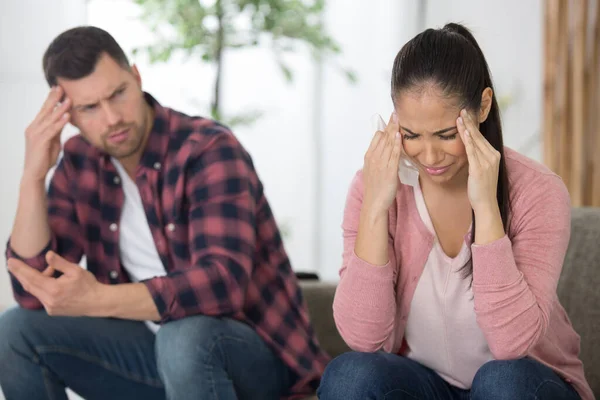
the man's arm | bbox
[10,179,52,259]
[8,251,159,320]
[97,283,160,321]
[6,153,85,270]
[9,87,70,259]
[6,87,84,308]
[143,131,257,323]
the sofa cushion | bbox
[558,207,600,396]
[300,281,349,360]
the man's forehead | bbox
[59,77,126,106]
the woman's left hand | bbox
[457,109,501,213]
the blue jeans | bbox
[317,351,581,400]
[0,307,294,400]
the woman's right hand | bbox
[361,112,402,215]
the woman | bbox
[317,23,593,400]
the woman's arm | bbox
[333,172,399,353]
[471,174,571,359]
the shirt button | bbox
[109,223,118,232]
[167,223,176,232]
[113,176,121,184]
[153,162,161,170]
[110,270,119,279]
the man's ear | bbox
[478,87,493,123]
[131,64,142,88]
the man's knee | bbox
[0,307,47,376]
[0,307,41,354]
[155,315,239,378]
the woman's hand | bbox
[362,113,402,216]
[457,109,501,213]
[355,113,402,266]
[457,109,505,244]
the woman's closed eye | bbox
[402,132,458,140]
[440,133,458,140]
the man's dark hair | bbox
[42,26,130,87]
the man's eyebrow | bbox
[73,83,127,110]
[401,126,457,135]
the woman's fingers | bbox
[457,116,481,169]
[459,110,496,158]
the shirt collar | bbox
[137,92,172,172]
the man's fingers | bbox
[39,113,70,143]
[7,258,51,296]
[42,265,56,277]
[46,251,77,274]
[50,97,71,120]
[29,91,70,140]
[40,86,65,116]
[37,98,71,137]
[32,87,65,126]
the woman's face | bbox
[394,89,473,187]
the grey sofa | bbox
[300,207,600,399]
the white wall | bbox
[0,0,87,308]
[0,0,544,308]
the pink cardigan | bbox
[333,148,593,400]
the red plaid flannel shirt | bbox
[5,93,329,397]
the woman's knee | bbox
[318,352,397,399]
[472,358,578,400]
[471,358,539,400]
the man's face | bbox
[58,53,149,161]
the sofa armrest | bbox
[300,281,350,359]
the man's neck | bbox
[119,102,155,179]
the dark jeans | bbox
[0,307,293,400]
[317,351,581,400]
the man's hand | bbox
[7,251,104,317]
[23,86,71,184]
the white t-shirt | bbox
[404,183,494,389]
[112,158,167,333]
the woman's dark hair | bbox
[42,26,130,87]
[391,22,511,281]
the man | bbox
[0,26,328,400]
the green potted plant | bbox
[133,0,356,126]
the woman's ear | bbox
[478,87,493,123]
